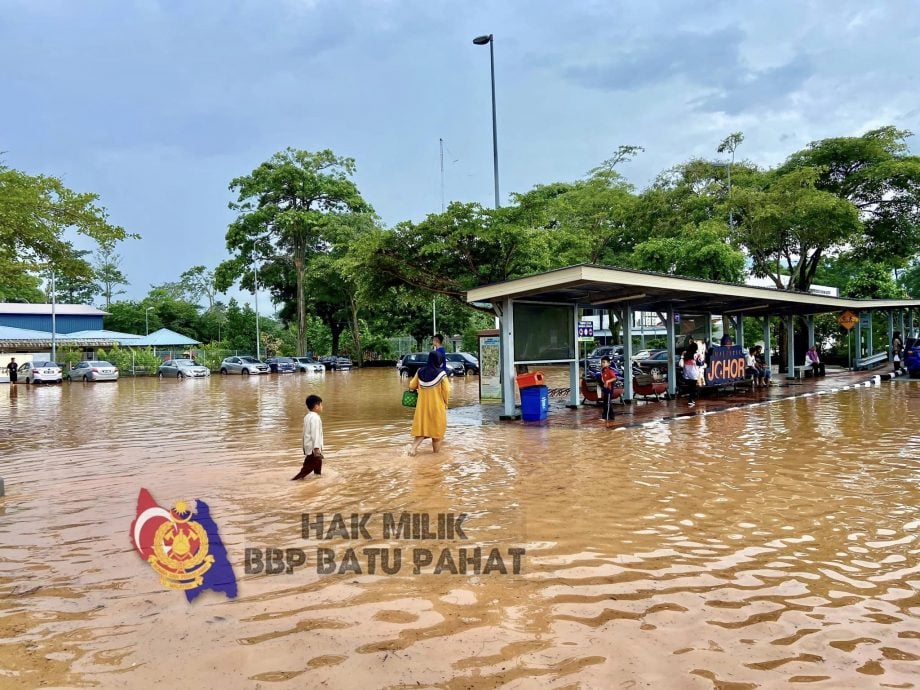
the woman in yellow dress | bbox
[408,351,450,456]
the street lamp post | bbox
[473,33,500,209]
[50,271,57,363]
[145,307,154,336]
[253,248,261,360]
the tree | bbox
[716,131,744,229]
[0,163,133,303]
[358,202,553,310]
[218,148,372,355]
[94,246,129,307]
[779,126,920,263]
[52,248,98,304]
[733,167,862,292]
[631,220,746,281]
[178,265,219,309]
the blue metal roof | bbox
[0,325,68,340]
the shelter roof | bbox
[131,328,199,346]
[467,265,920,316]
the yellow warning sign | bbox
[838,310,859,331]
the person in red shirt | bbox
[599,356,617,421]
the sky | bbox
[2,0,917,307]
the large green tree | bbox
[779,126,920,262]
[218,148,371,355]
[0,163,133,301]
[733,167,862,292]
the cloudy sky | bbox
[2,0,917,304]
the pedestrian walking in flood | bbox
[6,358,18,384]
[292,394,324,480]
[683,344,700,407]
[407,351,450,456]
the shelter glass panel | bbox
[513,303,575,362]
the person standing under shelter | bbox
[599,356,617,422]
[892,331,904,373]
[683,344,701,407]
[408,351,450,456]
[6,358,18,384]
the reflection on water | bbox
[1,370,919,688]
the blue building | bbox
[0,303,107,333]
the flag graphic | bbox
[129,488,238,601]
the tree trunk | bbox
[294,254,307,355]
[331,322,343,355]
[348,294,362,365]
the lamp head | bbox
[472,34,492,45]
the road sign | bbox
[577,321,594,338]
[859,311,871,329]
[837,310,858,331]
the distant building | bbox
[0,303,107,333]
[745,276,839,297]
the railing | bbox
[854,351,889,370]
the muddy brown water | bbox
[1,369,919,689]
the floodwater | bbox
[1,368,919,689]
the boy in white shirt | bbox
[292,394,324,480]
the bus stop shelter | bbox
[466,264,920,419]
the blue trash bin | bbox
[520,385,549,421]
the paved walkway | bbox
[497,365,914,430]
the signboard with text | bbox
[706,345,747,386]
[478,334,502,401]
[577,321,594,338]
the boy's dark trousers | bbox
[600,386,615,421]
[291,451,323,480]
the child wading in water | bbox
[292,394,324,480]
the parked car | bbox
[584,345,625,375]
[905,337,920,378]
[630,349,661,361]
[219,356,270,375]
[446,352,480,375]
[400,352,464,377]
[18,361,63,384]
[634,350,671,374]
[320,356,353,371]
[294,357,325,373]
[265,356,297,374]
[157,358,210,379]
[399,352,428,377]
[70,360,119,382]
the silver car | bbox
[294,357,325,373]
[158,358,210,379]
[70,360,119,382]
[219,356,270,375]
[18,361,63,384]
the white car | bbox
[70,360,119,382]
[18,361,63,384]
[294,357,325,373]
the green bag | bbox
[402,389,419,408]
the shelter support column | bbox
[868,311,874,356]
[705,313,713,348]
[663,306,676,398]
[568,305,580,408]
[622,304,633,402]
[807,316,815,347]
[735,314,744,348]
[763,317,772,372]
[899,310,905,339]
[785,315,795,379]
[856,314,863,359]
[499,298,519,420]
[888,311,895,364]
